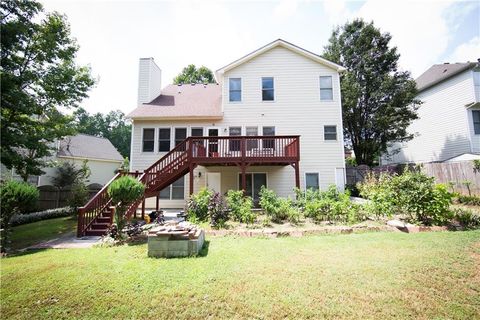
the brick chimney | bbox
[137,57,162,105]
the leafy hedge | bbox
[359,169,453,225]
[10,207,75,227]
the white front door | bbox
[206,172,221,193]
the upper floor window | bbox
[262,126,275,149]
[324,125,337,141]
[320,76,333,100]
[229,78,241,102]
[142,128,154,152]
[262,77,274,101]
[158,128,171,152]
[473,110,480,134]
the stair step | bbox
[91,222,110,230]
[96,217,111,223]
[85,228,109,236]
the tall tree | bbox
[73,107,131,158]
[323,19,420,166]
[173,64,215,84]
[1,0,95,181]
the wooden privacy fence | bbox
[37,184,102,211]
[346,161,479,196]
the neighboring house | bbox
[1,134,124,187]
[382,60,480,164]
[127,39,346,209]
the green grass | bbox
[2,231,480,319]
[9,216,77,250]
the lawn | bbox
[9,216,77,250]
[1,231,479,319]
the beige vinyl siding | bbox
[383,69,476,164]
[131,45,345,208]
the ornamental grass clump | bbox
[107,176,145,238]
[0,180,39,253]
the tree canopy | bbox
[0,0,95,181]
[173,64,215,84]
[323,19,420,166]
[73,107,131,159]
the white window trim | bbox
[323,125,338,142]
[319,75,334,102]
[472,109,480,135]
[141,127,156,153]
[190,127,204,137]
[228,77,242,103]
[261,76,275,102]
[157,127,172,153]
[304,172,320,191]
[173,127,188,149]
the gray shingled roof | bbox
[416,62,477,92]
[57,134,124,162]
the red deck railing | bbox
[77,135,300,236]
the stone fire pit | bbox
[147,221,205,258]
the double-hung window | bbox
[158,128,171,152]
[262,126,275,149]
[324,125,337,141]
[142,128,155,152]
[473,110,480,134]
[262,77,274,101]
[229,78,241,102]
[229,127,242,152]
[320,76,333,100]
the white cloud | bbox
[273,0,300,21]
[447,36,480,63]
[322,0,477,77]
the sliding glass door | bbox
[238,173,267,204]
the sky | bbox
[40,0,480,115]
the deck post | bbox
[189,164,194,195]
[156,195,159,211]
[241,164,247,194]
[294,161,300,189]
[141,198,145,219]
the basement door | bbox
[206,172,221,193]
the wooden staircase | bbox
[77,138,191,237]
[77,135,301,237]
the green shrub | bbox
[0,180,40,252]
[259,187,302,223]
[453,208,480,229]
[358,173,396,217]
[10,207,74,226]
[226,190,255,224]
[68,183,90,208]
[457,195,480,206]
[358,170,454,225]
[107,176,145,237]
[186,188,213,222]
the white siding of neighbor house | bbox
[38,157,121,187]
[131,46,345,209]
[383,69,477,164]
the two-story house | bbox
[382,60,480,164]
[125,39,346,210]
